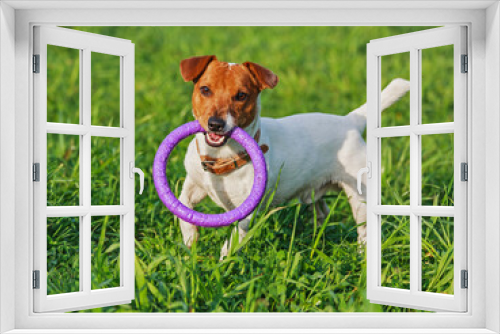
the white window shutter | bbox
[365,26,468,312]
[33,26,135,312]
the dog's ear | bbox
[243,62,279,90]
[180,55,217,83]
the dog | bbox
[176,55,410,258]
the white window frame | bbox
[0,2,499,333]
[33,26,136,312]
[366,26,468,312]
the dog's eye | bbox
[200,86,211,97]
[235,92,247,101]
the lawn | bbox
[45,26,455,312]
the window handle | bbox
[129,162,144,195]
[357,162,372,195]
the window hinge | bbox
[461,270,468,289]
[33,54,40,73]
[33,270,40,289]
[33,163,40,182]
[461,162,468,181]
[461,54,468,73]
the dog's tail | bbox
[348,78,410,133]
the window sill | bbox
[4,329,497,334]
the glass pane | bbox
[91,215,120,290]
[381,52,410,127]
[381,136,410,205]
[91,52,120,127]
[381,215,410,290]
[421,216,454,294]
[91,137,120,205]
[421,134,454,206]
[47,217,80,295]
[47,45,80,124]
[421,45,454,124]
[47,134,80,206]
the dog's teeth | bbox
[209,133,224,143]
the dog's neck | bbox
[195,95,262,159]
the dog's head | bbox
[180,55,278,147]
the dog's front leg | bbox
[178,176,207,248]
[219,213,253,260]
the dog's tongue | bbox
[208,132,223,141]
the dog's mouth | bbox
[205,131,230,147]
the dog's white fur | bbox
[178,78,410,258]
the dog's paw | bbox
[183,232,199,249]
[357,225,367,244]
[356,225,367,253]
[308,215,326,227]
[308,211,328,227]
[357,238,366,254]
[219,240,229,261]
[179,220,199,248]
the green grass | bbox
[45,26,455,312]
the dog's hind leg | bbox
[302,187,331,227]
[340,179,367,245]
[178,176,207,248]
[305,200,329,227]
[317,198,331,220]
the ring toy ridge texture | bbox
[153,120,268,227]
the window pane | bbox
[47,134,80,206]
[381,215,410,290]
[421,134,454,206]
[421,45,454,124]
[91,215,120,290]
[91,137,120,205]
[421,216,454,294]
[47,45,80,124]
[381,136,410,205]
[381,52,410,127]
[47,217,80,295]
[91,52,120,127]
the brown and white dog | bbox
[177,55,410,258]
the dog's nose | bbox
[208,117,225,132]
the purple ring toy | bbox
[153,120,267,227]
